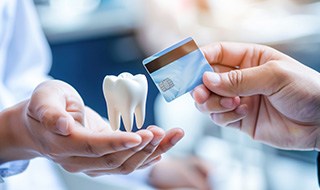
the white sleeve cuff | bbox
[0,160,29,180]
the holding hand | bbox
[193,43,320,150]
[0,80,184,176]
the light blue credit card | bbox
[143,37,213,102]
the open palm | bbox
[10,80,184,175]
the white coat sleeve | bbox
[0,0,52,181]
[2,0,52,107]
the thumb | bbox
[27,96,75,136]
[27,80,84,136]
[36,107,74,136]
[203,63,283,97]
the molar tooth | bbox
[103,72,148,131]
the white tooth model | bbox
[103,72,148,132]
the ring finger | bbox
[210,104,248,127]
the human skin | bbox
[0,80,184,176]
[192,42,320,151]
[148,156,212,190]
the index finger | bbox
[27,80,84,136]
[37,124,142,158]
[201,42,273,70]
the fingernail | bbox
[205,72,220,84]
[56,117,70,135]
[170,134,182,145]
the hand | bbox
[0,80,184,176]
[192,42,320,150]
[148,156,212,190]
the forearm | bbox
[0,100,39,163]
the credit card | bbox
[143,37,213,102]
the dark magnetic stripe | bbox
[145,39,198,73]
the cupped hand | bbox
[5,80,184,175]
[193,43,320,150]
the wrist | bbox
[0,100,40,162]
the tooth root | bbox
[121,109,134,132]
[103,73,148,132]
[107,105,121,131]
[135,103,146,129]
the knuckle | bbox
[263,61,291,94]
[264,61,288,79]
[84,142,100,156]
[227,70,243,91]
[110,142,122,152]
[43,146,62,159]
[264,60,279,69]
[103,156,122,169]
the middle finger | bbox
[57,130,154,173]
[90,126,165,174]
[196,94,240,113]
